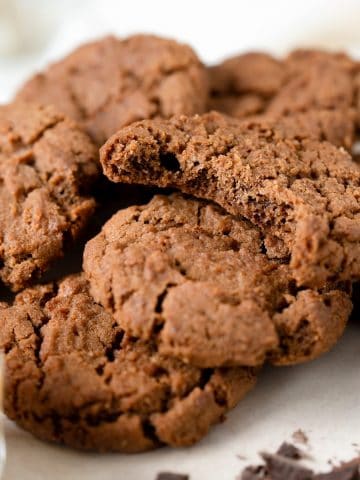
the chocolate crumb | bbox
[261,453,314,480]
[237,454,248,461]
[237,443,360,480]
[313,465,360,480]
[240,465,267,480]
[156,473,189,480]
[292,430,309,445]
[277,442,304,460]
[338,458,360,470]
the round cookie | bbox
[0,101,99,291]
[208,49,357,149]
[0,274,257,452]
[209,52,286,99]
[17,35,208,146]
[83,193,352,368]
[208,52,284,120]
[100,112,360,289]
[268,49,357,115]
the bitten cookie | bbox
[0,274,257,452]
[83,193,352,368]
[0,102,99,291]
[208,49,357,148]
[100,112,360,289]
[17,35,208,146]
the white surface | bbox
[1,1,360,478]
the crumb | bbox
[237,454,248,461]
[156,474,189,480]
[277,442,305,459]
[292,429,309,445]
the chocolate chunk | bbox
[262,453,314,480]
[240,465,267,480]
[314,465,360,480]
[277,442,304,459]
[156,473,189,480]
[292,430,309,445]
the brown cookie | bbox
[258,109,355,149]
[0,274,257,452]
[268,49,357,115]
[208,52,284,120]
[100,112,360,289]
[208,49,357,148]
[17,35,208,146]
[209,52,286,99]
[209,93,266,121]
[83,193,352,368]
[0,101,99,291]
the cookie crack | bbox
[67,83,88,122]
[104,329,125,362]
[154,283,178,332]
[104,122,360,284]
[28,116,65,147]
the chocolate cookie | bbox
[208,52,284,120]
[100,112,360,289]
[209,52,286,99]
[208,49,357,148]
[83,193,352,368]
[256,109,354,149]
[268,49,357,115]
[0,102,99,291]
[0,274,257,452]
[17,35,208,146]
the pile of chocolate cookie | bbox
[0,35,359,453]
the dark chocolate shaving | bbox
[156,473,189,480]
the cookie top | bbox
[208,49,357,148]
[258,109,355,149]
[268,49,357,115]
[0,101,99,291]
[209,52,286,98]
[208,52,284,122]
[0,274,256,452]
[83,193,352,368]
[17,35,208,146]
[100,111,360,289]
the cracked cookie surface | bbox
[208,49,358,148]
[0,274,256,452]
[0,102,99,291]
[208,52,285,118]
[83,194,352,368]
[100,112,360,289]
[17,35,208,146]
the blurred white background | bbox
[2,0,360,102]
